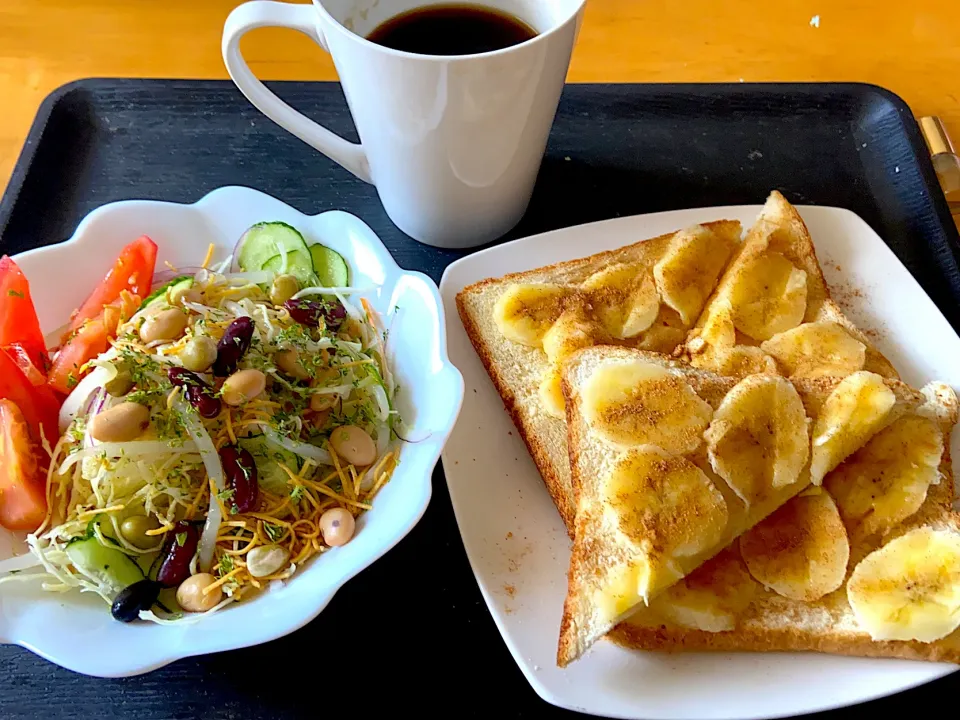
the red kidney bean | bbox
[219,445,260,513]
[156,521,199,588]
[213,317,254,376]
[167,367,221,419]
[283,297,346,330]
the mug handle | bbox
[222,1,372,183]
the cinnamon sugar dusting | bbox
[605,451,728,558]
[596,374,711,453]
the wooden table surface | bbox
[1,0,959,195]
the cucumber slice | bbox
[262,252,316,287]
[309,244,350,287]
[66,537,145,590]
[140,276,193,310]
[238,435,300,496]
[237,222,314,285]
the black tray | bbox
[1,79,958,720]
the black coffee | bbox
[366,4,537,55]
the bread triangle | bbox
[557,346,933,666]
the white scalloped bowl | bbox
[0,186,464,677]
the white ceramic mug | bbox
[222,0,587,249]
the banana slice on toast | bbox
[825,414,944,540]
[740,489,849,602]
[647,547,759,633]
[705,375,809,504]
[848,526,960,643]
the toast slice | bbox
[456,220,742,530]
[612,380,960,663]
[680,191,899,381]
[558,346,935,666]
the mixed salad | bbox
[0,222,400,623]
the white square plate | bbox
[438,204,960,720]
[1,186,464,677]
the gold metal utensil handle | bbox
[919,116,960,214]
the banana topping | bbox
[740,490,849,602]
[600,447,729,604]
[727,252,808,341]
[636,307,688,354]
[848,527,960,643]
[581,360,713,454]
[698,299,737,350]
[653,225,739,325]
[825,415,943,539]
[542,307,599,364]
[761,321,866,379]
[493,282,573,347]
[809,371,896,485]
[648,547,758,632]
[583,264,661,339]
[538,367,566,419]
[705,375,809,505]
[538,308,602,418]
[692,345,778,378]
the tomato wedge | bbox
[0,350,60,446]
[5,343,47,386]
[0,256,49,373]
[0,399,47,531]
[47,318,109,396]
[66,235,157,336]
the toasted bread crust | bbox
[456,290,579,531]
[458,220,740,292]
[607,617,960,663]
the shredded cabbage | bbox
[23,256,401,624]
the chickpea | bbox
[329,425,377,467]
[90,402,150,442]
[176,573,222,612]
[319,507,356,547]
[178,335,218,373]
[104,367,134,397]
[139,307,189,345]
[120,514,160,549]
[269,274,300,305]
[246,544,290,578]
[310,393,335,412]
[221,368,267,406]
[275,349,311,381]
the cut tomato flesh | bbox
[47,318,109,396]
[0,350,59,447]
[66,235,158,336]
[0,255,49,373]
[5,343,47,386]
[0,399,47,531]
